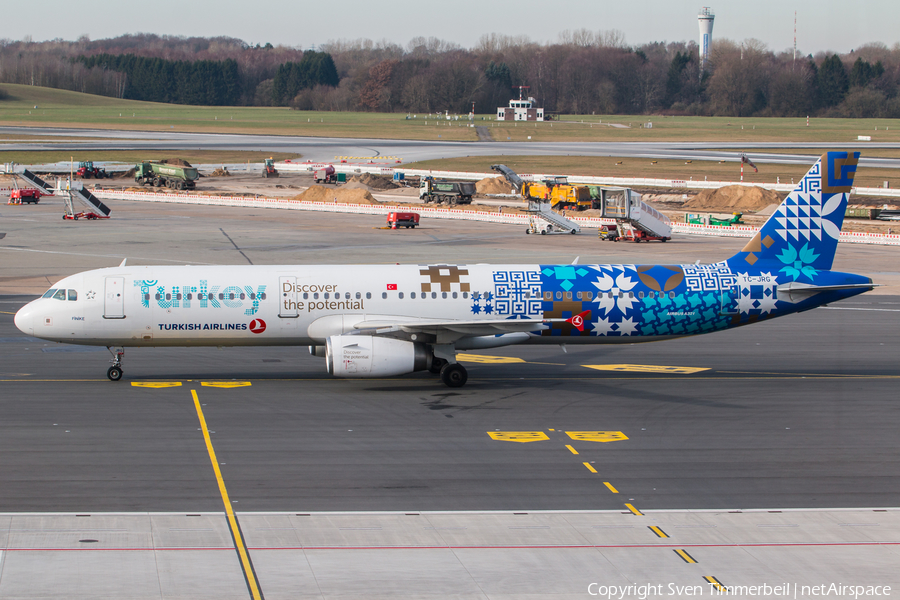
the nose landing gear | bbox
[107,346,124,381]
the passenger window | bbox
[177,293,183,300]
[155,293,162,300]
[628,292,633,298]
[463,292,468,299]
[669,292,675,298]
[576,291,581,300]
[398,292,404,299]
[431,292,437,299]
[166,294,171,301]
[565,291,572,300]
[452,292,458,299]
[345,292,350,300]
[52,289,66,301]
[442,292,447,299]
[649,292,655,298]
[411,292,416,299]
[240,293,245,300]
[67,289,77,301]
[639,292,644,299]
[556,291,562,300]
[218,293,224,300]
[366,292,371,299]
[356,292,361,299]
[313,293,319,299]
[303,292,309,300]
[382,292,387,299]
[42,289,57,299]
[144,294,150,301]
[324,293,329,300]
[250,293,255,300]
[584,291,593,300]
[260,293,266,300]
[187,293,193,300]
[544,291,552,300]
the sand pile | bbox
[296,186,379,204]
[342,180,374,192]
[159,158,193,167]
[349,173,398,190]
[210,168,231,177]
[476,176,514,194]
[683,185,783,211]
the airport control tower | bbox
[698,7,715,77]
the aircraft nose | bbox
[14,303,34,336]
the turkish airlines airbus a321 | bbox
[14,152,875,387]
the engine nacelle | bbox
[325,335,431,378]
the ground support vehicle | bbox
[262,158,279,178]
[314,165,337,184]
[597,224,619,241]
[76,161,108,179]
[685,212,743,226]
[8,188,44,204]
[134,162,199,190]
[616,223,668,243]
[419,177,475,205]
[387,212,419,229]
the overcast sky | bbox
[3,0,895,56]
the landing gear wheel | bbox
[429,357,448,374]
[440,363,468,388]
[540,229,547,235]
[107,366,123,381]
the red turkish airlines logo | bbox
[566,310,591,332]
[249,319,267,334]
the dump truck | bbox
[134,162,199,190]
[262,158,279,178]
[419,177,475,205]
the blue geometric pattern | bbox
[490,271,541,317]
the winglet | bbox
[566,310,591,332]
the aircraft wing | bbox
[352,310,591,336]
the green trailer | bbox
[135,162,199,190]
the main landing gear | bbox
[107,346,124,381]
[429,350,468,387]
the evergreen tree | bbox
[818,54,849,107]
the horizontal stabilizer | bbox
[777,281,877,303]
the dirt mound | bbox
[120,167,136,178]
[159,158,193,167]
[210,167,231,177]
[296,186,379,204]
[683,185,783,211]
[476,176,514,194]
[342,180,373,192]
[349,173,398,190]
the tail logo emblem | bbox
[249,319,266,334]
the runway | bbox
[0,199,898,597]
[4,126,900,168]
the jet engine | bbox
[325,335,431,378]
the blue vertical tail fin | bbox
[729,151,859,273]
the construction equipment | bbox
[76,161,108,179]
[419,177,475,205]
[491,164,581,234]
[263,158,279,178]
[685,212,744,226]
[522,176,593,211]
[314,165,337,184]
[134,162,199,190]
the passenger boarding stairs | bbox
[2,163,111,217]
[594,187,671,238]
[56,179,112,218]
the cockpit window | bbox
[42,289,57,299]
[52,289,67,301]
[68,289,78,301]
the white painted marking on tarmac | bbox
[0,246,214,265]
[822,307,900,312]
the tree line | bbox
[2,32,900,117]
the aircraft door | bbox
[104,276,126,319]
[719,284,740,315]
[279,275,298,318]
